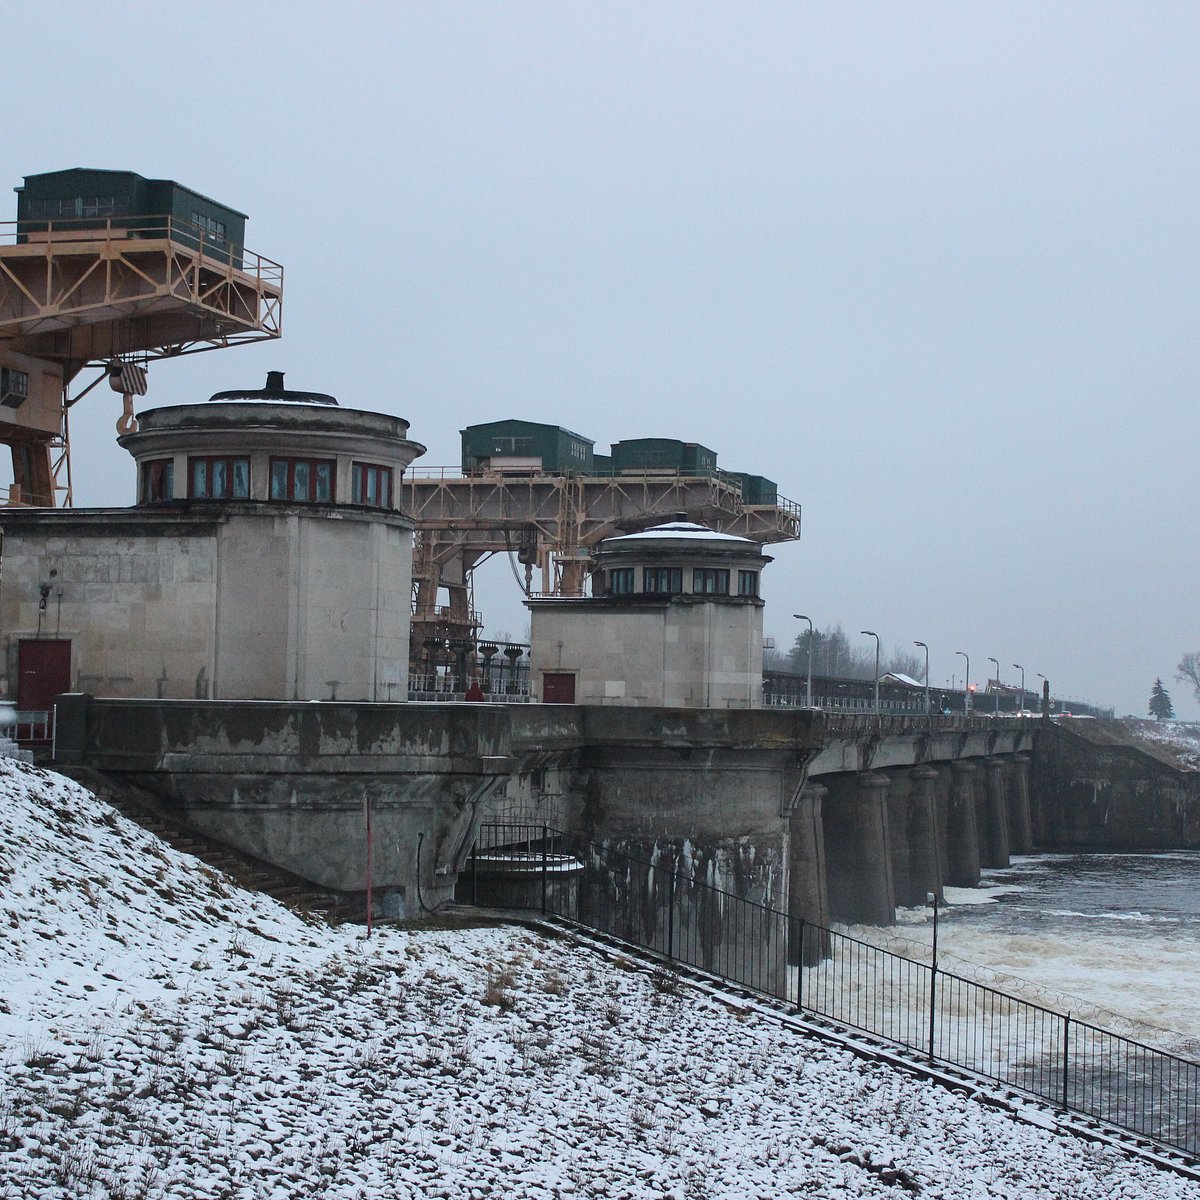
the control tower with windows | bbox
[0,373,425,707]
[0,169,283,506]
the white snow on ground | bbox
[1125,719,1200,770]
[2,758,1198,1199]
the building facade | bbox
[0,375,424,707]
[528,519,769,708]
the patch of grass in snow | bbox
[394,911,517,933]
[480,968,516,1011]
[540,969,567,995]
[651,964,683,995]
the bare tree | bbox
[1177,653,1200,703]
[884,647,925,680]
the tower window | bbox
[692,568,730,595]
[142,459,174,503]
[270,457,335,503]
[189,456,249,499]
[190,211,227,242]
[351,462,392,509]
[608,568,635,595]
[644,567,682,594]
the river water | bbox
[896,852,1200,1050]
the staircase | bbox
[58,766,364,925]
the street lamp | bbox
[793,614,813,708]
[1036,672,1049,718]
[956,651,970,717]
[988,656,1000,718]
[860,630,881,718]
[1013,663,1025,715]
[914,640,930,718]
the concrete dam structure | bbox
[51,696,1192,941]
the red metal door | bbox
[17,640,71,711]
[542,672,576,704]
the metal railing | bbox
[0,214,281,279]
[467,822,1200,1159]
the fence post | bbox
[928,892,939,1061]
[667,868,677,960]
[927,962,937,1061]
[540,824,549,914]
[472,834,479,906]
[1062,1012,1071,1111]
[797,918,805,1011]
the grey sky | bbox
[5,2,1197,717]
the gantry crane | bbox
[0,169,283,506]
[401,466,801,680]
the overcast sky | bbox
[5,2,1197,718]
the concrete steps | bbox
[56,766,364,925]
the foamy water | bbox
[899,853,1200,1047]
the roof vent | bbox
[207,373,338,406]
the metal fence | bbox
[467,822,1200,1159]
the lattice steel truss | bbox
[401,467,801,671]
[0,216,283,506]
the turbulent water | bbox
[914,853,1200,1046]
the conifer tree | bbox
[1149,677,1175,721]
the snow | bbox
[605,521,756,544]
[1122,719,1200,770]
[2,757,1197,1198]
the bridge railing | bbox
[467,821,1200,1160]
[820,712,1036,735]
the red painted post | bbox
[364,793,373,936]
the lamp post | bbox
[956,651,970,718]
[1013,663,1025,715]
[793,614,813,708]
[1036,672,1049,719]
[988,657,1000,718]
[914,640,930,718]
[860,630,881,718]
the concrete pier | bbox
[824,772,895,925]
[53,698,1065,934]
[907,765,943,904]
[946,761,982,887]
[786,781,830,964]
[982,757,1012,868]
[885,771,916,907]
[1007,754,1035,853]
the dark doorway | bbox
[17,639,71,712]
[542,672,576,704]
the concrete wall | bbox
[516,705,819,989]
[54,696,515,914]
[1033,723,1200,849]
[0,512,222,699]
[0,506,412,703]
[529,597,763,708]
[57,701,1198,941]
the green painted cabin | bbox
[461,419,595,474]
[610,438,718,475]
[722,472,778,505]
[15,169,247,264]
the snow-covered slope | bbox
[1122,719,1200,770]
[1,758,1197,1199]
